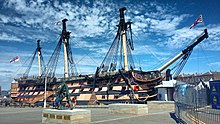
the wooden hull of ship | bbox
[12,71,161,106]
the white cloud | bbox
[160,28,201,49]
[0,32,23,42]
[0,0,193,49]
[208,62,220,67]
[202,24,220,51]
[158,24,220,50]
[0,14,10,23]
[1,0,118,39]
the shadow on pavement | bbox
[169,112,184,124]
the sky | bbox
[0,0,220,90]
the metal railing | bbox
[174,83,220,124]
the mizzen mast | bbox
[23,40,45,78]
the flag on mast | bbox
[10,56,20,63]
[55,20,61,25]
[189,15,203,29]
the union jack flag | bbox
[189,15,203,29]
[55,20,61,25]
[10,56,20,63]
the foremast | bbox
[119,7,129,71]
[37,40,41,76]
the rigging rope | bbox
[99,28,120,72]
[66,38,78,76]
[42,36,62,78]
[126,43,135,69]
[199,45,215,71]
[99,19,135,73]
[23,49,37,78]
[172,50,192,78]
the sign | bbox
[209,80,220,110]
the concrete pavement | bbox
[0,106,176,124]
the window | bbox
[98,87,102,91]
[89,88,94,91]
[102,95,105,99]
[80,88,84,92]
[71,89,75,93]
[122,86,126,91]
[114,95,119,99]
[109,86,113,90]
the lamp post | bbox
[44,76,47,108]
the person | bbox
[158,94,162,101]
[71,97,76,108]
[55,97,59,108]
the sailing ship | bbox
[10,7,208,106]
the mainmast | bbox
[62,19,70,79]
[37,40,41,76]
[119,7,128,71]
[98,7,134,73]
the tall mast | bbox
[62,19,70,79]
[119,7,128,71]
[37,40,41,76]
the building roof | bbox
[155,80,177,88]
[174,71,220,84]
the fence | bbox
[174,82,220,124]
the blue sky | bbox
[0,0,220,90]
